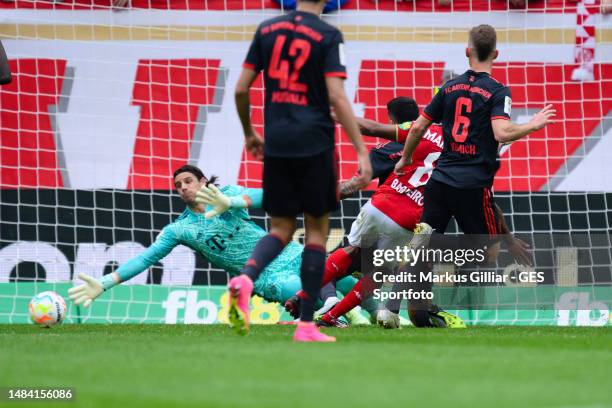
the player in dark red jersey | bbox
[232,0,372,342]
[394,24,554,326]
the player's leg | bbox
[299,212,329,322]
[318,272,381,327]
[450,185,500,285]
[335,274,377,325]
[286,197,381,319]
[315,282,341,316]
[451,185,500,237]
[403,179,454,327]
[293,149,339,342]
[319,203,399,326]
[227,155,298,335]
[285,245,359,318]
[292,212,338,341]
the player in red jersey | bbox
[284,97,464,327]
[286,95,530,328]
[315,122,447,327]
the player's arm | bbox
[326,76,372,187]
[235,26,264,159]
[68,226,179,307]
[196,184,263,218]
[235,67,263,159]
[0,40,12,85]
[492,104,556,143]
[394,115,432,175]
[490,87,555,143]
[494,204,532,266]
[338,177,363,200]
[354,117,400,141]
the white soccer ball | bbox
[29,291,67,327]
[376,309,401,329]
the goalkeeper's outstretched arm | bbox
[68,227,179,307]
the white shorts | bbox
[347,201,413,252]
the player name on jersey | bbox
[370,124,444,231]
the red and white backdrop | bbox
[1,0,611,192]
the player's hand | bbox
[196,184,231,218]
[394,156,412,176]
[530,104,556,131]
[68,273,103,308]
[354,151,373,189]
[505,236,532,266]
[245,131,264,161]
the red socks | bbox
[325,275,379,320]
[327,280,362,319]
[296,247,354,300]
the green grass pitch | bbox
[1,325,611,408]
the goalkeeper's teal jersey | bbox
[115,185,303,296]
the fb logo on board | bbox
[555,292,610,326]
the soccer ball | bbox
[376,309,401,329]
[29,291,67,327]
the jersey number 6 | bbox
[269,35,311,93]
[451,97,472,142]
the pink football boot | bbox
[293,321,336,343]
[227,275,253,335]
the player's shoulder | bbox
[313,17,341,35]
[255,12,294,37]
[259,12,292,28]
[476,73,508,93]
[296,12,342,43]
[439,71,470,90]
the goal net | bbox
[0,0,610,326]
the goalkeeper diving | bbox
[68,165,369,323]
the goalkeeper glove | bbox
[195,184,248,218]
[67,273,117,308]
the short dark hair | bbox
[173,164,218,186]
[386,97,419,124]
[469,24,497,62]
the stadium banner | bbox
[2,282,610,326]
